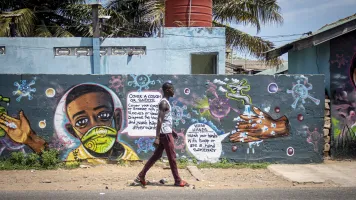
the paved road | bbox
[1,188,356,200]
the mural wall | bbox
[0,74,324,164]
[330,32,356,158]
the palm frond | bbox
[35,21,53,37]
[140,0,164,35]
[50,24,74,37]
[0,8,36,36]
[0,17,11,36]
[213,0,283,33]
[214,21,281,65]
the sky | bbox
[232,0,356,60]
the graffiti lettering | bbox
[122,91,162,136]
[186,123,229,163]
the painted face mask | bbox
[80,126,117,154]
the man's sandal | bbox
[135,176,147,186]
[174,180,190,187]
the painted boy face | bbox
[66,92,114,138]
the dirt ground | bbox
[0,162,338,191]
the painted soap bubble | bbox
[45,88,56,98]
[267,83,278,93]
[297,114,304,121]
[274,107,280,113]
[39,120,46,129]
[184,88,190,95]
[231,145,238,152]
[286,147,294,156]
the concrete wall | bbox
[0,74,324,164]
[0,28,225,75]
[288,42,330,96]
[329,32,356,158]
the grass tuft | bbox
[0,150,80,170]
[177,157,270,169]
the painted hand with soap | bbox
[229,105,290,143]
[0,111,32,144]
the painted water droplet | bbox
[297,114,304,121]
[231,145,238,152]
[274,107,280,113]
[287,147,294,156]
[267,83,278,93]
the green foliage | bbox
[177,157,189,169]
[117,159,128,166]
[61,161,81,169]
[0,149,80,170]
[41,149,60,169]
[332,117,341,138]
[26,153,41,167]
[197,158,270,169]
[9,151,26,165]
[177,156,269,169]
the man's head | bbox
[162,82,174,97]
[65,84,121,138]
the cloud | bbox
[218,86,227,92]
[231,78,240,83]
[213,79,226,85]
[333,74,348,79]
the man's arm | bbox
[155,101,169,139]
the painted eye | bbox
[271,123,277,128]
[75,118,88,128]
[98,111,112,121]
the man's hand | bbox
[153,138,160,148]
[172,130,178,139]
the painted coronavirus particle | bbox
[109,76,125,93]
[171,101,191,126]
[13,79,36,102]
[286,78,320,109]
[135,137,156,153]
[128,75,161,92]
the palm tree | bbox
[0,0,97,37]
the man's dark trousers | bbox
[138,133,181,183]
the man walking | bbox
[136,82,189,187]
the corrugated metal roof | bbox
[317,13,356,33]
[226,59,270,70]
[256,62,288,75]
[265,13,356,60]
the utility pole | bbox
[92,4,100,38]
[89,0,102,74]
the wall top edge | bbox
[0,73,326,77]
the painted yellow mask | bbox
[80,126,117,154]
